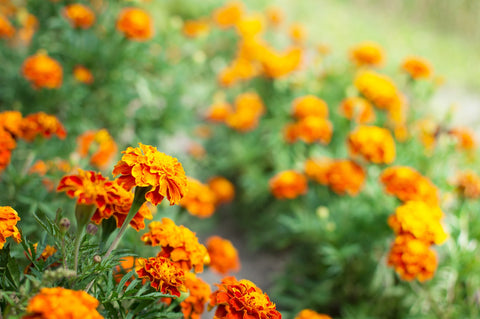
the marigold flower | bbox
[182,19,210,38]
[0,127,16,172]
[136,256,186,296]
[354,70,402,111]
[57,169,110,209]
[63,4,95,29]
[339,97,376,124]
[269,170,308,199]
[349,41,385,67]
[236,14,264,38]
[289,23,307,44]
[292,95,329,119]
[295,116,333,144]
[24,243,59,273]
[304,157,332,185]
[401,56,433,79]
[73,65,94,84]
[111,201,153,231]
[113,256,140,286]
[77,129,117,169]
[19,112,66,141]
[260,46,303,78]
[454,170,480,199]
[113,143,188,206]
[265,6,284,27]
[22,52,63,89]
[218,56,259,87]
[380,166,439,205]
[226,92,265,132]
[326,159,366,196]
[205,101,233,123]
[208,176,235,205]
[179,177,216,218]
[209,276,281,319]
[295,309,332,319]
[449,127,476,151]
[0,206,21,249]
[116,7,154,41]
[347,125,395,164]
[0,110,23,137]
[141,218,209,273]
[0,14,14,39]
[212,1,243,29]
[206,236,240,275]
[283,122,299,144]
[387,234,438,282]
[29,160,48,176]
[23,287,103,319]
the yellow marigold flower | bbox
[63,4,95,29]
[209,276,281,319]
[455,170,480,199]
[205,101,233,123]
[73,65,94,84]
[22,52,63,89]
[182,19,209,38]
[295,309,332,319]
[349,41,385,67]
[388,201,447,245]
[269,170,308,199]
[265,6,284,27]
[292,95,329,119]
[23,287,103,319]
[19,112,66,141]
[0,110,23,137]
[179,177,216,218]
[289,23,307,44]
[141,218,209,273]
[347,125,396,164]
[208,176,235,205]
[213,1,243,29]
[354,70,402,111]
[387,234,438,282]
[0,206,21,249]
[401,55,433,79]
[136,256,186,296]
[449,127,476,151]
[206,236,240,275]
[116,7,154,41]
[260,46,303,78]
[326,159,366,196]
[236,14,264,38]
[380,166,439,205]
[295,116,333,144]
[77,129,117,170]
[339,97,376,124]
[0,14,14,39]
[113,143,188,206]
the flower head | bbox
[269,170,308,199]
[0,127,16,173]
[455,170,480,199]
[182,19,210,38]
[401,56,433,79]
[206,236,240,275]
[349,41,385,67]
[136,256,186,296]
[226,92,265,132]
[292,95,329,119]
[0,14,14,39]
[19,112,66,141]
[22,52,63,89]
[208,176,235,205]
[77,129,117,169]
[0,110,23,137]
[73,65,94,84]
[294,116,333,144]
[205,101,233,123]
[354,70,402,111]
[0,206,21,249]
[265,6,284,27]
[347,125,396,164]
[295,309,332,319]
[449,127,476,151]
[325,159,366,196]
[57,169,109,209]
[260,46,303,78]
[289,23,307,44]
[180,272,212,319]
[213,1,243,29]
[339,97,376,124]
[63,4,95,29]
[116,7,154,41]
[179,177,216,218]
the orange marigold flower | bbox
[269,170,308,199]
[136,256,186,296]
[304,157,332,185]
[380,166,439,205]
[29,160,48,176]
[265,6,284,27]
[388,201,447,245]
[283,122,299,144]
[401,56,433,79]
[179,177,216,218]
[179,272,212,319]
[226,92,265,132]
[112,143,188,206]
[77,129,117,169]
[182,19,209,38]
[23,287,103,319]
[0,206,21,249]
[289,23,307,44]
[339,97,376,124]
[73,65,94,84]
[206,236,240,275]
[347,125,396,164]
[205,101,233,123]
[295,309,332,319]
[292,95,329,119]
[260,46,303,78]
[32,243,57,261]
[387,234,438,282]
[208,176,235,205]
[349,41,385,67]
[141,218,209,273]
[19,112,66,141]
[354,70,402,111]
[0,110,23,137]
[0,127,16,172]
[236,14,264,38]
[209,276,281,319]
[22,52,63,89]
[295,116,333,144]
[57,169,110,209]
[449,127,476,151]
[113,256,140,286]
[326,159,366,196]
[213,1,243,29]
[116,7,154,41]
[63,4,96,29]
[455,170,480,199]
[0,14,14,39]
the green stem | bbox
[73,229,84,274]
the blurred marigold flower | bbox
[454,170,480,199]
[179,177,216,218]
[449,127,476,151]
[73,65,94,84]
[260,46,303,78]
[187,142,206,159]
[16,12,38,46]
[295,116,333,144]
[269,170,308,199]
[179,272,212,319]
[113,256,140,286]
[387,234,438,282]
[289,23,307,44]
[283,122,299,144]
[265,6,284,27]
[208,176,235,205]
[206,236,240,275]
[141,218,209,273]
[63,4,96,29]
[209,276,281,319]
[292,95,329,120]
[326,159,366,196]
[401,55,433,79]
[0,127,16,172]
[339,97,376,124]
[22,52,63,89]
[0,14,14,39]
[347,125,396,164]
[414,118,439,152]
[0,110,23,137]
[116,7,154,41]
[349,41,385,67]
[136,256,186,296]
[19,112,67,141]
[0,206,21,249]
[77,129,117,169]
[23,287,103,319]
[295,309,332,319]
[236,14,264,38]
[182,19,210,38]
[304,157,332,185]
[354,70,402,111]
[29,160,48,176]
[212,1,243,29]
[113,143,188,206]
[205,101,233,122]
[226,92,265,132]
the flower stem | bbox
[73,229,84,274]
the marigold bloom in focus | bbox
[113,143,188,206]
[401,56,433,79]
[73,65,94,84]
[141,218,209,273]
[449,127,476,151]
[22,52,63,89]
[19,112,66,141]
[269,170,308,199]
[210,276,281,319]
[292,95,329,119]
[339,97,376,124]
[387,234,438,282]
[205,101,233,123]
[347,125,395,164]
[0,14,14,39]
[455,170,480,199]
[63,4,95,29]
[77,129,117,169]
[208,176,235,205]
[354,70,402,111]
[295,116,333,144]
[57,169,110,209]
[23,287,103,319]
[136,256,186,296]
[116,7,154,41]
[295,309,332,319]
[179,177,216,218]
[380,166,439,205]
[349,41,385,67]
[0,206,21,249]
[206,236,240,275]
[182,19,210,38]
[289,23,307,44]
[213,1,243,29]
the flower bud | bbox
[86,223,98,236]
[59,217,71,232]
[93,255,102,263]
